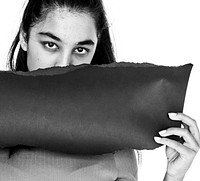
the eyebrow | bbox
[38,32,61,42]
[76,40,94,46]
[38,32,95,46]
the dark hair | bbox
[8,0,115,72]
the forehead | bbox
[30,8,97,42]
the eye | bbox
[43,42,58,51]
[74,47,89,55]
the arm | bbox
[154,113,200,181]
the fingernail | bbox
[154,136,161,142]
[159,130,166,136]
[168,113,177,118]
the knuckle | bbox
[174,141,182,148]
[192,144,199,153]
[186,146,199,157]
[177,112,182,116]
[183,147,195,157]
[167,127,178,133]
[192,118,197,123]
[166,128,173,133]
[189,150,196,158]
[190,118,197,126]
[160,137,168,143]
[177,112,184,118]
[193,119,197,126]
[165,138,180,147]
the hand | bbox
[154,113,200,181]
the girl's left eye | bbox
[43,42,58,50]
[74,47,89,55]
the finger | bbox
[154,136,196,157]
[159,128,199,152]
[168,113,200,145]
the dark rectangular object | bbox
[0,62,192,154]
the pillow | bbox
[0,62,192,154]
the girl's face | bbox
[20,8,98,71]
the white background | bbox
[0,0,199,180]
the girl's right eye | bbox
[42,42,59,51]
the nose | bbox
[55,52,73,67]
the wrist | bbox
[163,173,184,181]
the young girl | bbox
[6,0,200,180]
